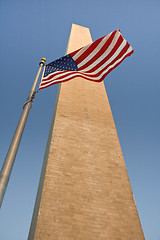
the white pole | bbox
[0,58,46,208]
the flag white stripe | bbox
[39,46,132,89]
[80,39,128,74]
[74,31,120,68]
[71,43,91,60]
[72,32,113,62]
[79,32,123,72]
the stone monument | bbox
[28,24,144,240]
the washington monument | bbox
[28,24,144,240]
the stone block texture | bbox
[29,24,145,240]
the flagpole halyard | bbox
[0,57,46,208]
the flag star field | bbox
[44,54,78,77]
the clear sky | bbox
[0,1,159,239]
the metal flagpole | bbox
[0,57,46,208]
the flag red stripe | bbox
[69,46,83,56]
[85,43,131,77]
[78,34,123,71]
[80,40,130,76]
[71,35,110,65]
[76,31,117,67]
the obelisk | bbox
[28,24,145,240]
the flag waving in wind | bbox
[39,30,133,90]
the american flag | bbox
[39,30,133,90]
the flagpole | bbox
[0,57,46,208]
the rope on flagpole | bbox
[23,91,37,109]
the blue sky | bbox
[0,1,160,239]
